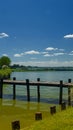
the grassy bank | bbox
[0,100,58,130]
[29,106,73,130]
[0,100,73,130]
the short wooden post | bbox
[37,78,40,102]
[13,77,16,100]
[35,112,42,120]
[59,80,63,104]
[12,120,20,130]
[50,106,56,115]
[68,79,71,106]
[26,79,30,102]
[61,102,66,110]
[0,79,3,99]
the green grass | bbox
[29,106,73,130]
[0,99,73,130]
[0,100,59,130]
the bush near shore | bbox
[0,68,12,79]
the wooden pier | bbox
[0,78,73,105]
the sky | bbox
[0,0,73,67]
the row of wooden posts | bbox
[0,77,72,105]
[12,102,67,130]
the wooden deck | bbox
[3,79,73,87]
[0,78,73,105]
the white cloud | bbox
[45,47,58,51]
[0,32,9,38]
[69,52,73,55]
[14,50,40,57]
[2,54,8,56]
[69,51,73,55]
[44,54,53,57]
[25,50,40,55]
[54,52,65,56]
[14,54,23,57]
[45,47,65,52]
[69,53,73,56]
[42,52,48,54]
[44,52,65,57]
[64,34,73,39]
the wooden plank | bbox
[1,78,73,104]
[3,80,73,88]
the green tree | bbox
[0,56,11,67]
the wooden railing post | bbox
[68,79,71,106]
[26,79,30,102]
[37,78,40,102]
[0,79,3,99]
[59,80,63,104]
[13,77,16,100]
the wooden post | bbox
[59,80,63,104]
[68,79,71,106]
[50,106,56,115]
[35,112,42,120]
[0,79,3,99]
[37,78,40,102]
[61,102,66,110]
[13,77,16,100]
[12,120,20,130]
[68,79,71,83]
[26,79,30,102]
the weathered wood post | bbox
[12,120,20,130]
[0,79,3,99]
[35,112,42,120]
[68,79,71,106]
[37,78,40,102]
[13,77,16,100]
[26,79,30,102]
[59,80,63,104]
[61,102,66,110]
[50,106,56,115]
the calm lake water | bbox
[3,71,73,104]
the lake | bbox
[3,71,73,104]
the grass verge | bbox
[0,99,73,130]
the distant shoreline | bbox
[11,66,73,72]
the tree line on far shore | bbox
[0,56,73,72]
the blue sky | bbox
[0,0,73,67]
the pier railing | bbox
[0,77,73,105]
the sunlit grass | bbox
[0,99,73,130]
[0,99,55,130]
[29,106,73,130]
